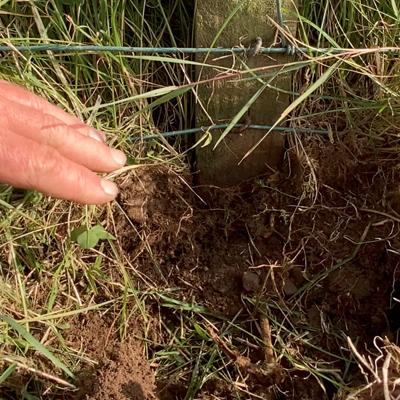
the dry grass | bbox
[1,1,400,399]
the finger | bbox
[0,80,105,140]
[0,102,125,172]
[0,129,119,204]
[0,94,106,143]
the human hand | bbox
[0,80,126,204]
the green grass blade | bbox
[134,86,192,118]
[212,82,268,149]
[209,0,245,49]
[1,315,74,378]
[130,55,227,69]
[0,364,17,384]
[297,15,341,48]
[85,85,187,111]
[241,60,342,162]
[197,0,246,80]
[391,0,399,18]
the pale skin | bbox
[0,80,127,205]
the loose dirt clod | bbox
[242,271,261,292]
[283,278,298,296]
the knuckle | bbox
[72,168,88,191]
[32,144,91,197]
[27,145,62,187]
[66,167,93,204]
[40,115,66,146]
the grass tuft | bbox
[1,1,400,399]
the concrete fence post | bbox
[195,0,297,186]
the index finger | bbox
[0,79,84,126]
[0,129,119,204]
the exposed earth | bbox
[3,133,400,399]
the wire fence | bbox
[1,0,398,143]
[136,124,331,142]
[0,44,359,55]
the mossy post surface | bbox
[195,0,297,185]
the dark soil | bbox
[111,135,400,399]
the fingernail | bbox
[111,149,127,166]
[89,129,105,142]
[101,179,119,197]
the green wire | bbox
[0,44,365,55]
[134,124,330,142]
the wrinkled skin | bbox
[0,80,126,204]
